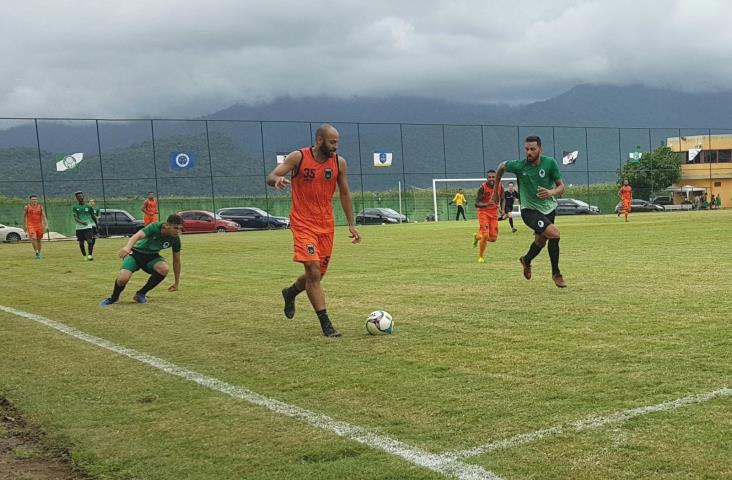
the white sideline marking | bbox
[0,305,500,480]
[448,387,731,460]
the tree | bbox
[617,145,682,193]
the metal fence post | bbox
[204,120,216,215]
[95,120,108,214]
[33,118,50,240]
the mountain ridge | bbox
[205,84,732,129]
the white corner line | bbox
[447,387,731,460]
[0,304,501,480]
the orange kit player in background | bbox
[24,194,48,259]
[619,179,632,222]
[141,192,159,226]
[267,124,361,337]
[473,170,504,264]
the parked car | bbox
[556,198,600,215]
[216,207,289,230]
[0,224,28,242]
[649,195,673,206]
[177,210,240,233]
[356,208,409,225]
[614,199,665,214]
[96,209,145,237]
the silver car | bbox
[0,224,29,242]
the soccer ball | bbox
[366,310,393,335]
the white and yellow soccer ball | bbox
[366,310,393,335]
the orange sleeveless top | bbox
[477,182,503,217]
[289,147,339,232]
[25,204,43,225]
[620,185,632,201]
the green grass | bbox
[1,210,730,479]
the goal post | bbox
[431,176,517,222]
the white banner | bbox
[688,148,701,162]
[55,153,84,172]
[562,150,579,165]
[373,152,393,167]
[276,152,289,164]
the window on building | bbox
[718,150,731,163]
[703,150,717,163]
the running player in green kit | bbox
[100,214,184,305]
[492,135,567,288]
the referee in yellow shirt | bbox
[451,189,467,220]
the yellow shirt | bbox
[452,192,466,206]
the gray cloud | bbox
[2,0,730,117]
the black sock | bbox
[316,309,329,322]
[136,272,166,295]
[88,240,95,255]
[111,280,125,302]
[509,217,515,229]
[548,239,561,276]
[79,241,87,256]
[524,241,544,263]
[285,284,303,299]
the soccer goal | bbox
[431,176,517,221]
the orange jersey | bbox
[143,198,158,215]
[476,182,503,218]
[25,204,44,226]
[289,147,339,233]
[620,185,632,201]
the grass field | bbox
[1,210,730,480]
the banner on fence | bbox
[170,152,196,170]
[55,153,84,172]
[373,152,393,167]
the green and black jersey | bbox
[132,222,181,254]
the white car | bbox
[0,224,28,242]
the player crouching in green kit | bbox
[100,214,183,306]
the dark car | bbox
[356,208,408,225]
[649,195,673,206]
[556,198,600,215]
[96,209,145,237]
[614,199,665,214]
[216,207,289,230]
[177,210,240,233]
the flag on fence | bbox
[688,148,701,162]
[562,150,579,165]
[55,153,84,172]
[373,152,393,167]
[170,152,196,170]
[276,152,289,164]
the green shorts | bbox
[121,250,165,274]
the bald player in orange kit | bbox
[267,124,361,337]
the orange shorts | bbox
[27,226,44,240]
[478,215,499,240]
[291,226,334,275]
[144,215,158,225]
[622,200,631,212]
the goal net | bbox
[431,176,517,222]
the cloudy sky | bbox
[2,0,731,118]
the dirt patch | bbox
[0,397,88,480]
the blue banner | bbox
[170,152,196,170]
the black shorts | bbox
[520,209,556,235]
[76,228,93,242]
[91,226,98,238]
[127,249,164,275]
